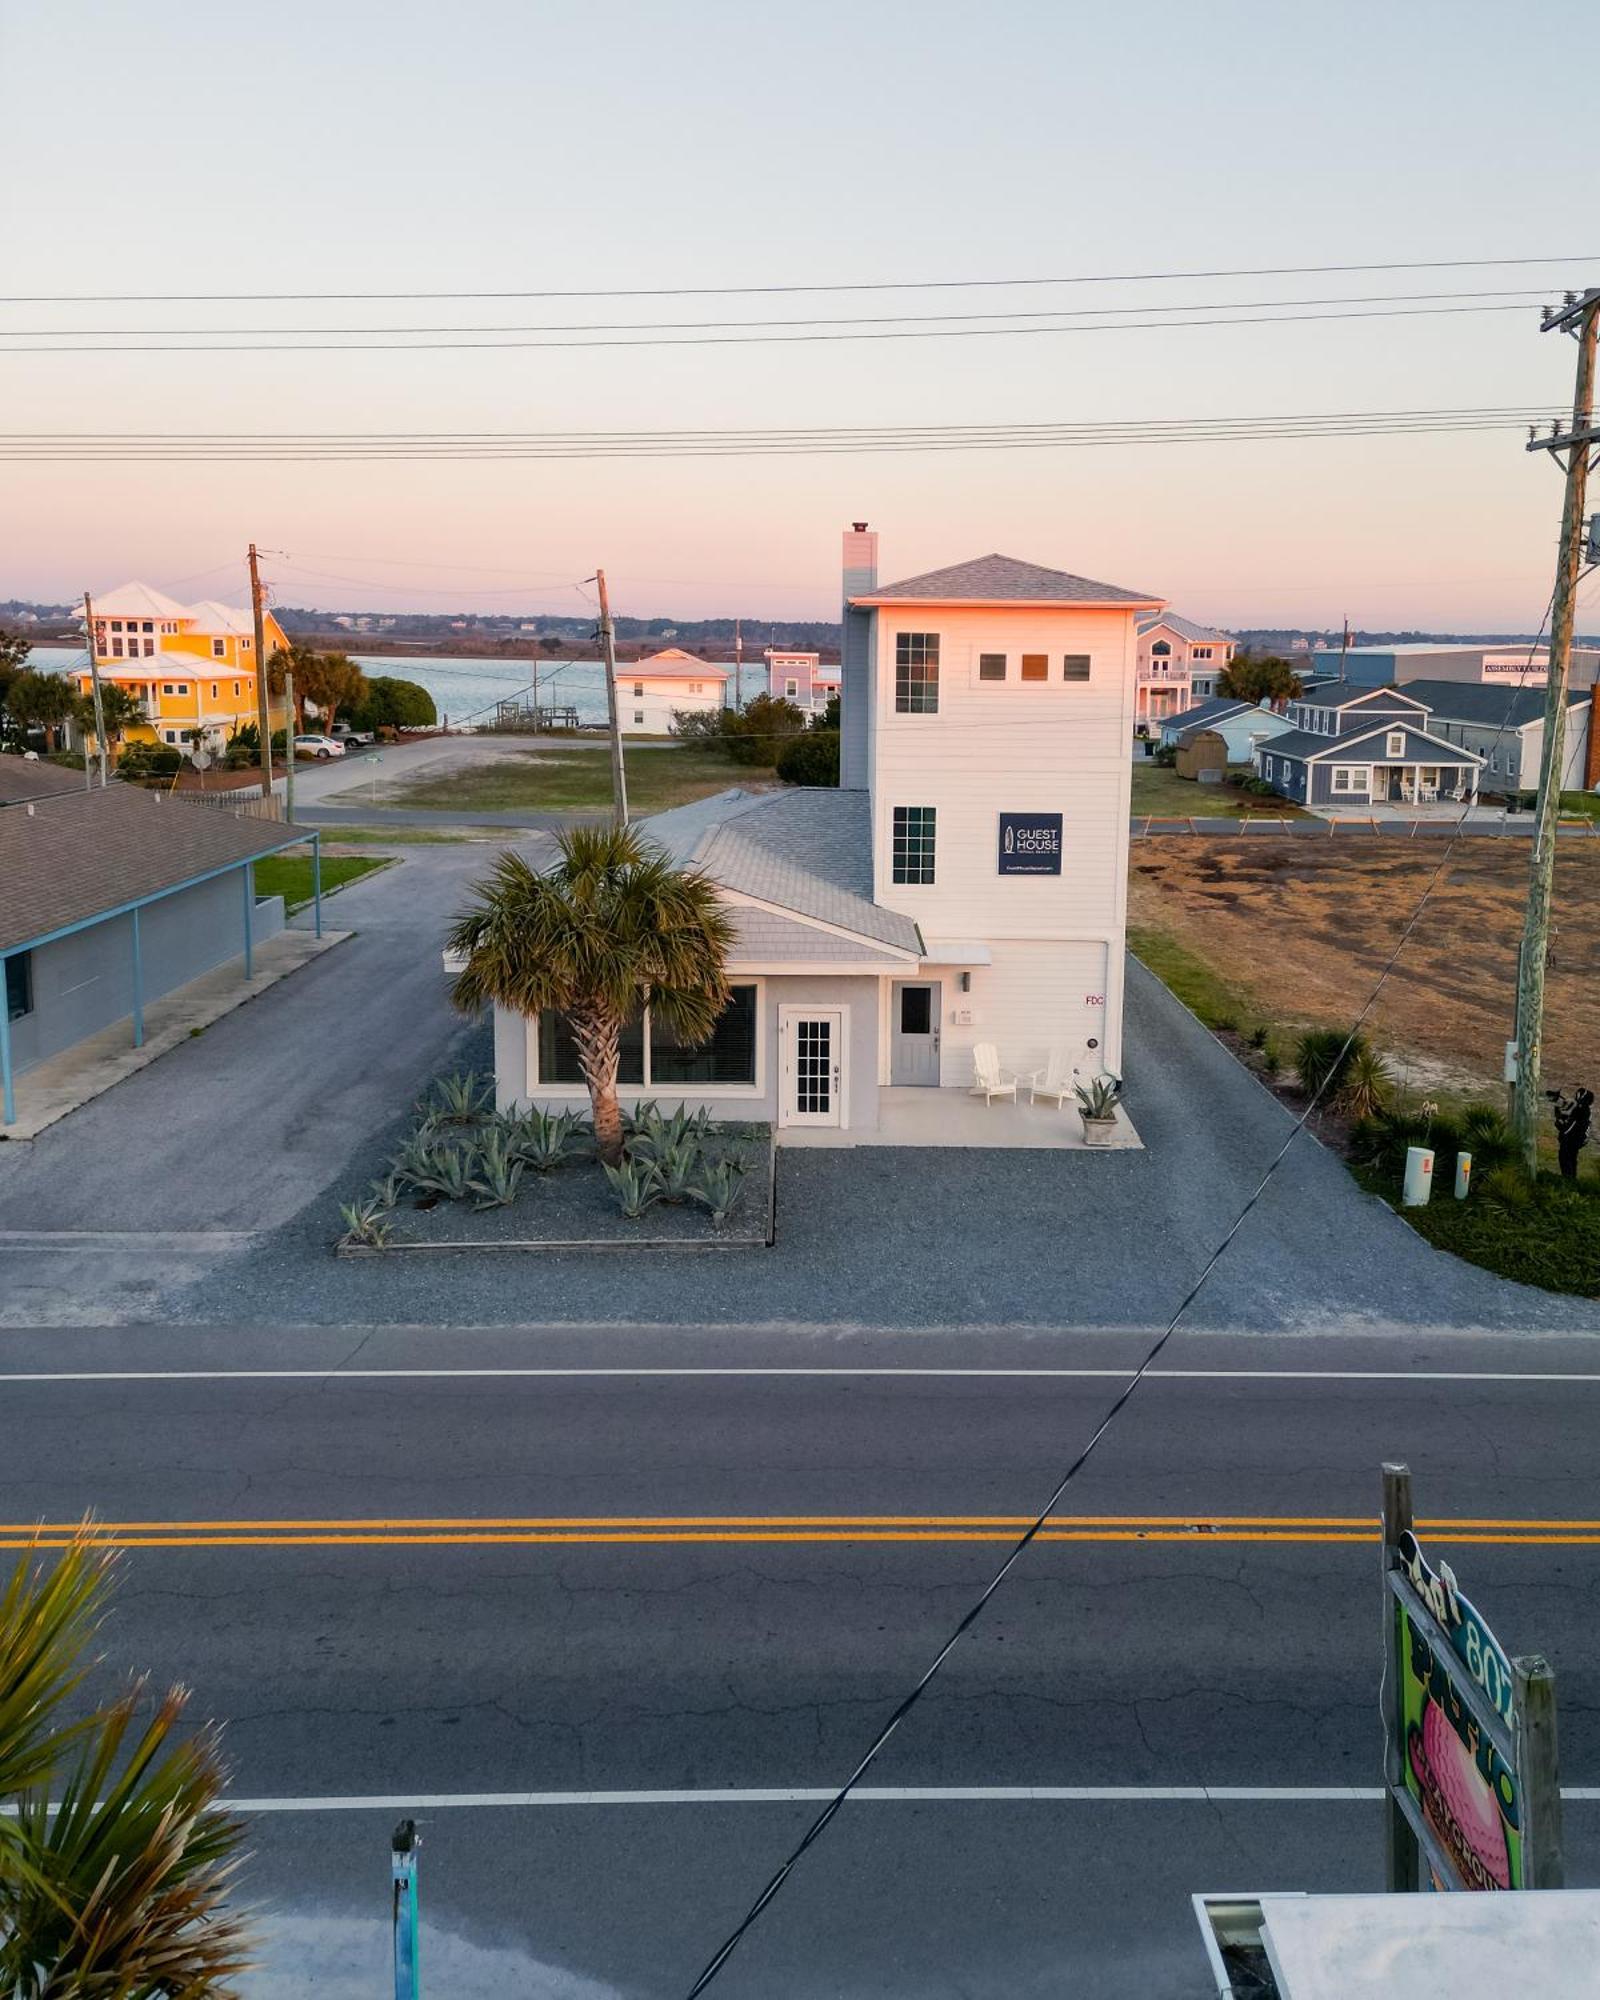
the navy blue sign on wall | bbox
[997,812,1063,875]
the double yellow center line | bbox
[3,1514,1597,1551]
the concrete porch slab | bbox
[777,1087,1142,1151]
[2,929,351,1142]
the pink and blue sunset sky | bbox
[1,0,1594,631]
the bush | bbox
[775,730,840,786]
[1295,1027,1368,1102]
[1152,743,1178,767]
[116,742,182,779]
[722,693,807,766]
[356,676,436,731]
[669,707,728,745]
[1335,1045,1393,1121]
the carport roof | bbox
[0,784,304,955]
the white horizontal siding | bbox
[926,940,1113,1087]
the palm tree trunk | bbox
[571,1008,626,1166]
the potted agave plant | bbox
[1075,1073,1122,1148]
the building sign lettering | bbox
[997,812,1063,876]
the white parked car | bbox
[294,733,345,760]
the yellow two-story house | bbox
[75,582,291,753]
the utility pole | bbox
[247,544,275,803]
[594,568,628,826]
[1513,288,1600,1175]
[283,668,295,823]
[1337,615,1351,684]
[81,590,109,788]
[734,616,744,711]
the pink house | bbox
[765,649,841,716]
[1134,614,1236,726]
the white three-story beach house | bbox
[488,526,1160,1138]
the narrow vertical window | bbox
[891,805,937,885]
[894,633,939,713]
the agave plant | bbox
[420,1071,494,1125]
[1074,1075,1122,1120]
[602,1157,663,1220]
[470,1130,526,1210]
[1294,1028,1365,1103]
[648,1135,706,1204]
[367,1171,405,1211]
[629,1104,712,1161]
[505,1109,582,1173]
[688,1157,747,1225]
[337,1198,393,1250]
[406,1139,479,1202]
[0,1537,253,1994]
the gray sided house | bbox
[1396,679,1595,799]
[1253,685,1481,807]
[0,767,317,1124]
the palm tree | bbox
[448,826,734,1164]
[0,1534,253,1995]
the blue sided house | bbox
[1252,684,1482,809]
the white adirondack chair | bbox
[1025,1049,1077,1109]
[969,1042,1018,1105]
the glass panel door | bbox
[780,1007,845,1127]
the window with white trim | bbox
[978,653,1006,682]
[1263,756,1274,781]
[1061,654,1091,681]
[894,632,939,713]
[784,678,799,697]
[536,986,757,1088]
[633,709,644,725]
[1332,766,1366,793]
[1386,731,1405,756]
[212,639,226,657]
[891,805,936,885]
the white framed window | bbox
[1061,654,1091,682]
[111,637,124,657]
[1193,645,1213,660]
[891,805,937,885]
[633,709,644,725]
[633,682,644,698]
[978,653,1007,682]
[1263,756,1274,780]
[242,637,251,650]
[533,983,761,1093]
[1386,731,1406,756]
[1331,766,1368,794]
[212,639,226,658]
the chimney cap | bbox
[851,521,869,533]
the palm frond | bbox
[0,1535,114,1805]
[1,1681,253,1997]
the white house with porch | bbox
[487,530,1155,1143]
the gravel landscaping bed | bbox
[336,1077,773,1253]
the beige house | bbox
[1135,613,1236,725]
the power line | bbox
[0,286,1552,339]
[0,300,1544,355]
[0,408,1556,466]
[2,252,1592,305]
[679,610,1564,1997]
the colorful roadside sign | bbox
[1380,1465,1564,1895]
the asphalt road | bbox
[4,1322,1598,1997]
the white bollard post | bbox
[1455,1152,1472,1200]
[1403,1145,1435,1207]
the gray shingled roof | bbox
[860,553,1158,606]
[1297,682,1429,712]
[0,757,90,805]
[1266,721,1482,765]
[1159,696,1258,738]
[726,905,910,966]
[638,788,921,954]
[1397,679,1588,729]
[1136,611,1233,642]
[0,785,303,954]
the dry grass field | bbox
[1128,838,1600,1100]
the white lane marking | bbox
[2,1368,1600,1385]
[0,1231,254,1249]
[220,1784,1600,1813]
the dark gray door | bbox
[890,981,941,1086]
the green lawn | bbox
[1130,761,1309,820]
[252,854,389,911]
[1355,1162,1600,1297]
[391,746,773,814]
[1127,925,1257,1031]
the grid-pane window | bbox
[978,653,1006,682]
[650,986,757,1085]
[1061,654,1091,681]
[1020,654,1048,683]
[538,1011,644,1086]
[891,805,936,885]
[894,632,939,713]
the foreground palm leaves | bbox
[0,1535,252,1997]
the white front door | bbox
[778,1006,845,1128]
